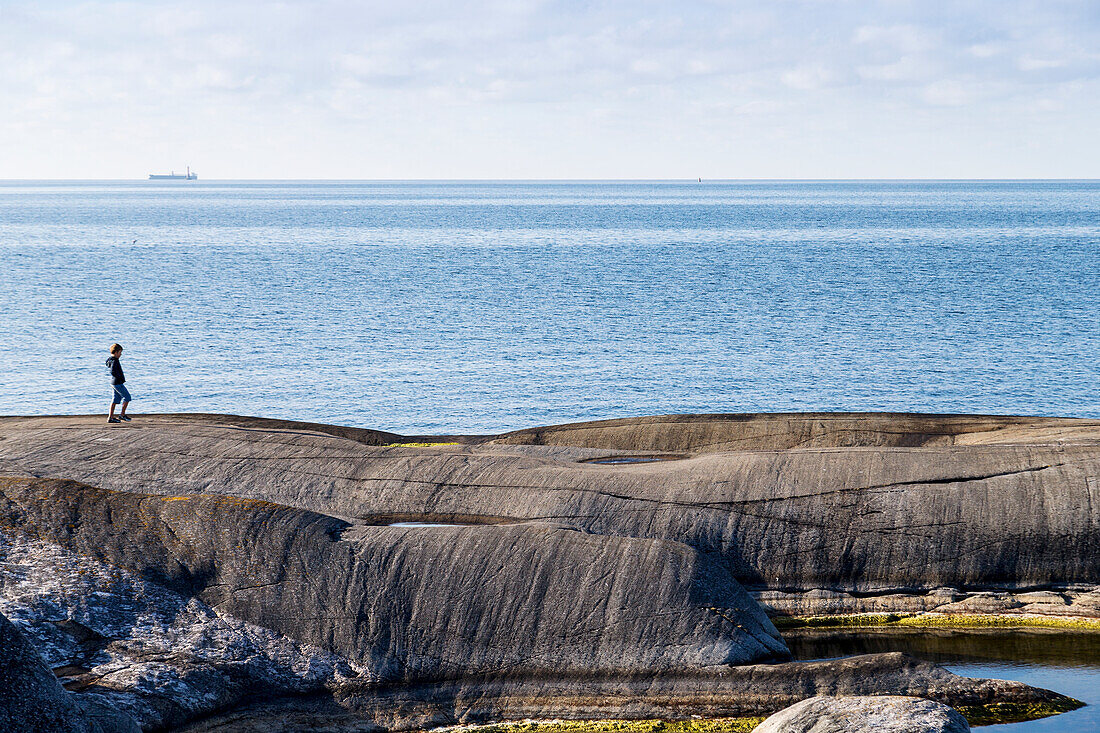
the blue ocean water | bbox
[1,180,1098,433]
[788,630,1100,732]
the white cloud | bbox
[853,24,936,53]
[922,79,976,107]
[782,64,839,91]
[1018,56,1068,71]
[968,42,1003,59]
[857,56,933,82]
[0,0,1098,177]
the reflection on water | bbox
[786,628,1100,668]
[784,629,1100,730]
[388,521,476,527]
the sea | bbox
[1,179,1098,434]
[2,179,1099,729]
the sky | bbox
[1,0,1098,179]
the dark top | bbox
[106,356,125,385]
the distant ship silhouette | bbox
[149,166,198,180]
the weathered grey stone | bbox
[0,477,788,682]
[0,609,140,733]
[752,585,1100,618]
[1,609,89,732]
[3,412,1095,595]
[754,695,969,733]
[0,413,1092,730]
[0,530,363,732]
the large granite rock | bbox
[0,610,139,733]
[0,413,1093,730]
[0,476,787,681]
[0,528,361,731]
[178,653,1043,731]
[754,695,969,733]
[1,609,91,732]
[3,413,1095,596]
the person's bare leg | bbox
[109,402,117,420]
[120,400,129,418]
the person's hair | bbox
[109,343,123,355]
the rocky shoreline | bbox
[757,586,1100,626]
[2,412,1097,731]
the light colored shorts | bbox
[111,384,132,405]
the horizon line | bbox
[2,177,1100,183]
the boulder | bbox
[0,610,139,733]
[2,413,1096,596]
[0,528,360,732]
[0,413,1093,730]
[0,610,89,733]
[754,695,969,733]
[0,477,788,681]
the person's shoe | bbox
[119,415,132,422]
[107,417,121,423]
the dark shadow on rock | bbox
[1,610,139,733]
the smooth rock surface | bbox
[0,476,788,681]
[754,695,969,733]
[491,412,1100,452]
[3,412,1096,594]
[0,412,1093,731]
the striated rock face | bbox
[178,653,1046,731]
[754,695,970,733]
[0,476,787,681]
[4,412,1096,595]
[0,412,1094,730]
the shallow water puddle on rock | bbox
[585,454,685,465]
[388,521,479,528]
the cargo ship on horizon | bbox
[149,166,198,180]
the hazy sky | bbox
[2,1,1098,179]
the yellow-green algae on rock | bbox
[957,698,1086,726]
[440,719,766,733]
[772,612,1100,631]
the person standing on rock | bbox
[106,343,132,424]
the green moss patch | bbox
[445,719,766,733]
[773,613,1100,631]
[384,441,461,448]
[958,698,1085,726]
